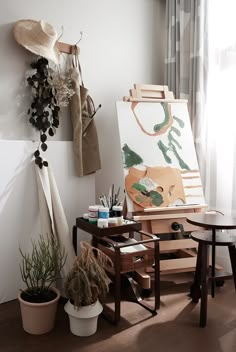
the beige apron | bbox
[69,47,101,176]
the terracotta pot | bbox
[18,287,60,335]
[64,300,103,336]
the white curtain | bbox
[199,1,236,216]
[165,0,208,130]
[165,0,236,216]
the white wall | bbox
[0,0,165,302]
[0,0,165,192]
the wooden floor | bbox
[1,274,236,352]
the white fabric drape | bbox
[165,0,236,270]
[165,0,236,216]
[35,164,75,286]
[198,1,236,216]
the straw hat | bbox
[13,19,60,64]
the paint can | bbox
[98,207,109,219]
[97,218,108,228]
[88,205,99,224]
[108,217,118,227]
[112,205,123,225]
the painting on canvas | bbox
[116,101,205,212]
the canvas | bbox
[116,101,205,212]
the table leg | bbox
[228,245,236,290]
[211,229,216,298]
[190,242,202,303]
[200,244,209,327]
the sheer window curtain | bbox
[165,0,236,217]
[203,1,236,216]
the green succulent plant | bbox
[19,234,66,303]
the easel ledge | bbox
[143,204,208,213]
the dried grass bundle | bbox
[65,241,113,309]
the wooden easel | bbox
[122,84,208,288]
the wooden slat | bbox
[131,84,175,100]
[143,204,208,213]
[134,83,168,91]
[160,239,198,253]
[133,212,197,221]
[160,257,197,272]
[133,269,151,289]
[122,97,187,103]
[177,248,197,257]
[150,218,201,234]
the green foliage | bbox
[65,241,113,309]
[27,57,60,169]
[19,235,66,301]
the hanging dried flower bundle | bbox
[51,71,75,108]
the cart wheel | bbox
[216,279,225,287]
[141,288,152,297]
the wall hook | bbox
[75,31,83,46]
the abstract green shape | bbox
[149,191,163,206]
[171,143,190,170]
[156,112,190,169]
[122,144,143,168]
[173,115,184,128]
[170,126,181,137]
[168,131,182,149]
[157,140,172,163]
[132,182,146,192]
[135,195,144,203]
[153,103,170,133]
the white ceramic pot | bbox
[64,300,103,336]
[18,287,60,335]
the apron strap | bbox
[72,45,84,87]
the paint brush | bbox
[83,104,102,136]
[111,184,114,207]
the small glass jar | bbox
[112,205,123,217]
[83,213,89,221]
[97,218,108,228]
[98,207,109,219]
[112,205,123,225]
[88,205,99,219]
[108,217,118,227]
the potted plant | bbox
[64,241,113,336]
[18,234,66,335]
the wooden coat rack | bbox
[57,41,80,55]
